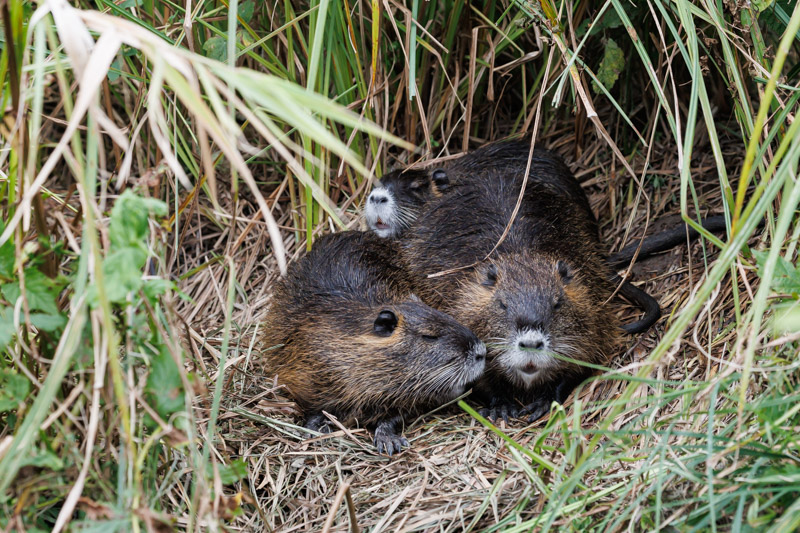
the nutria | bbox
[402,148,646,422]
[371,141,659,335]
[365,166,451,238]
[262,231,486,454]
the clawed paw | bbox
[521,400,551,423]
[374,434,409,456]
[479,402,520,424]
[304,414,334,435]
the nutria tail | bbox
[608,215,728,269]
[615,277,661,334]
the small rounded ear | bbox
[557,260,573,283]
[408,179,425,191]
[431,169,450,191]
[374,310,398,336]
[483,263,498,286]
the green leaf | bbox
[774,306,800,334]
[593,38,625,93]
[30,312,67,332]
[754,251,800,295]
[203,36,227,62]
[144,345,185,424]
[0,307,14,348]
[0,229,14,280]
[108,190,167,252]
[1,269,62,315]
[752,0,775,12]
[18,449,65,470]
[0,370,31,412]
[142,278,174,302]
[213,458,248,485]
[88,191,167,307]
[238,0,255,24]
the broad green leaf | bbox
[754,250,800,295]
[0,370,31,412]
[0,227,13,280]
[30,312,67,332]
[238,0,255,24]
[90,247,148,305]
[108,190,167,251]
[18,449,64,470]
[0,307,14,347]
[142,278,174,302]
[144,345,185,424]
[593,38,625,93]
[213,458,248,484]
[1,269,62,315]
[203,36,227,62]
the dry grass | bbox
[2,0,799,531]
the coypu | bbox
[369,141,660,335]
[401,147,656,422]
[262,231,486,454]
[365,166,451,238]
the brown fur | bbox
[401,143,623,420]
[262,231,485,451]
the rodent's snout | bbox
[518,337,544,350]
[368,189,389,204]
[471,341,486,362]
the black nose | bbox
[469,341,486,362]
[519,339,544,350]
[369,194,388,204]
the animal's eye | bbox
[422,334,439,341]
[409,180,424,191]
[553,298,562,310]
[498,300,507,311]
[484,264,498,286]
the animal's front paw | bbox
[479,398,521,424]
[373,417,408,456]
[521,397,553,423]
[304,413,334,434]
[373,434,409,456]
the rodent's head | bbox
[456,252,600,389]
[359,300,486,402]
[366,168,450,238]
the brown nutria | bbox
[372,140,659,335]
[402,146,648,422]
[365,166,451,238]
[262,231,486,454]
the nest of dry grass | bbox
[174,105,757,531]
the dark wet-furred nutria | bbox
[262,231,486,454]
[402,143,651,422]
[365,167,452,238]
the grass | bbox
[1,0,800,530]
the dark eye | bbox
[483,264,498,286]
[422,334,439,341]
[409,180,424,191]
[498,300,507,311]
[553,298,562,310]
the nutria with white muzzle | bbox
[262,231,486,454]
[402,145,654,421]
[365,167,451,238]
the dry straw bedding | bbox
[174,121,750,531]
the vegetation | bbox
[1,0,799,530]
